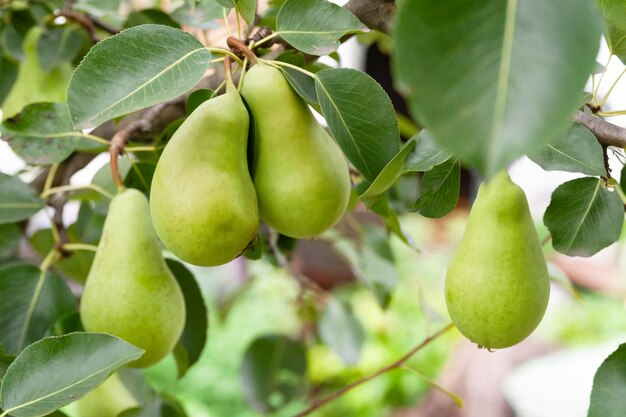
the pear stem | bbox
[109,134,126,191]
[224,56,233,83]
[294,323,454,417]
[226,36,257,64]
[62,243,99,252]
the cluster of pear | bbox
[78,62,351,375]
[150,62,351,266]
[445,171,551,349]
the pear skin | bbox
[74,373,138,417]
[445,170,550,349]
[240,63,351,238]
[80,188,185,368]
[2,27,72,119]
[150,82,258,266]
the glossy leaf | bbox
[530,123,606,176]
[216,0,256,24]
[185,89,215,114]
[316,68,400,181]
[0,173,45,224]
[0,333,143,417]
[166,259,208,377]
[544,177,624,256]
[588,343,626,417]
[0,56,18,104]
[360,136,416,199]
[37,26,83,72]
[0,262,75,355]
[240,334,307,412]
[278,66,318,105]
[1,102,98,165]
[414,159,460,218]
[394,0,602,177]
[318,299,364,365]
[0,223,20,261]
[596,0,626,63]
[405,130,453,172]
[124,9,181,29]
[276,0,365,55]
[67,24,212,128]
[171,2,222,29]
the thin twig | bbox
[227,36,257,64]
[294,323,454,417]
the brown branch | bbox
[227,36,258,64]
[345,0,396,34]
[56,11,118,42]
[294,323,454,417]
[574,110,626,148]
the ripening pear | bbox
[2,27,72,119]
[150,82,258,266]
[445,170,550,349]
[74,373,138,417]
[240,62,351,238]
[80,188,185,368]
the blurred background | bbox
[2,1,626,416]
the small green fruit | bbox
[240,62,351,238]
[150,82,258,266]
[80,188,185,367]
[445,170,550,349]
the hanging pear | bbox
[445,170,550,349]
[240,62,351,238]
[74,373,138,417]
[80,188,185,368]
[2,27,72,119]
[150,81,258,266]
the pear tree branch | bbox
[574,110,626,148]
[294,323,454,417]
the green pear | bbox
[74,373,138,417]
[80,188,185,368]
[150,82,258,266]
[240,62,351,238]
[445,170,550,349]
[2,27,72,119]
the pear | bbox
[150,82,258,266]
[74,373,138,417]
[80,188,185,368]
[240,62,351,238]
[444,170,550,349]
[2,27,72,119]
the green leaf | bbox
[394,0,602,177]
[530,124,606,176]
[218,0,257,24]
[1,102,98,165]
[1,25,25,61]
[315,68,400,181]
[278,66,318,105]
[405,130,453,172]
[0,333,143,417]
[414,159,460,218]
[544,177,624,257]
[360,225,399,308]
[171,2,222,29]
[318,299,364,365]
[588,343,626,417]
[0,262,75,355]
[0,56,18,104]
[185,89,215,114]
[596,0,626,63]
[359,136,416,199]
[0,173,45,224]
[368,194,415,249]
[240,334,307,413]
[67,24,212,129]
[0,345,15,384]
[37,26,83,72]
[165,260,208,377]
[124,9,180,29]
[124,162,156,194]
[0,223,20,261]
[276,0,365,55]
